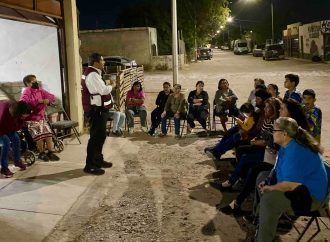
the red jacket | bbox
[0,100,25,135]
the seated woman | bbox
[221,97,310,216]
[214,78,238,132]
[267,83,280,99]
[108,80,125,137]
[187,80,209,132]
[160,84,186,137]
[256,117,328,242]
[219,97,281,190]
[0,99,31,177]
[125,80,147,134]
[20,74,59,161]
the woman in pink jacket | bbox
[20,74,59,161]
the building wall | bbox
[299,21,324,60]
[151,54,185,70]
[80,27,157,67]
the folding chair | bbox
[212,99,236,132]
[285,162,330,242]
[187,102,211,134]
[46,104,81,144]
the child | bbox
[302,89,322,143]
[283,73,302,103]
[234,102,257,140]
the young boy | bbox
[283,73,302,103]
[302,89,322,143]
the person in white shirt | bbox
[81,53,115,175]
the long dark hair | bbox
[275,117,323,154]
[282,98,309,130]
[131,80,143,92]
[218,79,228,90]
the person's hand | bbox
[260,185,273,193]
[105,79,111,85]
[174,112,180,118]
[110,81,116,88]
[161,111,166,118]
[258,181,266,190]
[43,99,49,105]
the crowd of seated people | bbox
[201,73,325,241]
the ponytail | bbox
[295,127,323,154]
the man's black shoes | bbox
[83,167,105,175]
[101,161,113,168]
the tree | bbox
[116,0,230,59]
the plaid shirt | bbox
[303,105,322,142]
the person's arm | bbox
[202,91,209,106]
[155,91,162,106]
[20,88,39,107]
[187,91,194,104]
[164,94,172,111]
[229,89,238,102]
[261,181,301,193]
[239,117,255,132]
[86,72,112,95]
[132,90,145,104]
[41,89,55,105]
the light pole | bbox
[271,0,274,42]
[172,0,178,85]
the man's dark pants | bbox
[149,107,163,134]
[85,107,108,169]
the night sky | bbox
[76,0,330,30]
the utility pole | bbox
[271,0,274,43]
[172,0,179,85]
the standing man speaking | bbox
[81,53,115,175]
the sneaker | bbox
[243,214,258,225]
[112,130,122,137]
[47,151,60,161]
[38,152,49,161]
[221,180,232,188]
[128,128,134,134]
[141,126,148,133]
[83,167,105,175]
[219,200,242,216]
[14,160,27,170]
[1,168,14,178]
[204,148,220,161]
[175,134,181,139]
[158,133,166,137]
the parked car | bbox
[233,39,248,55]
[252,44,265,57]
[82,56,137,72]
[197,48,212,60]
[262,44,285,60]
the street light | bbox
[271,0,274,42]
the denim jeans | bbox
[228,149,265,185]
[214,125,240,155]
[0,132,21,169]
[125,106,147,128]
[161,111,185,135]
[108,111,126,132]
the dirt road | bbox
[46,50,330,242]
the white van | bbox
[233,39,248,55]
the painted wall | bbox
[299,21,325,59]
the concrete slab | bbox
[0,209,61,242]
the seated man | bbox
[187,80,209,132]
[20,74,60,161]
[0,99,31,177]
[148,82,172,136]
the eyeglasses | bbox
[272,129,283,133]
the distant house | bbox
[283,20,330,62]
[79,27,158,67]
